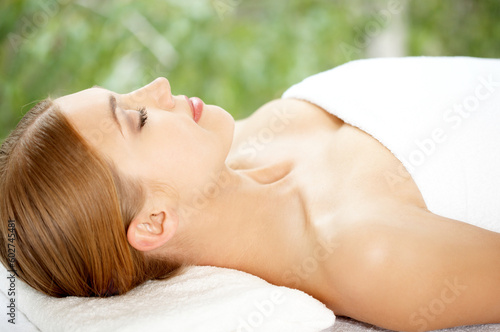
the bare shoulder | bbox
[326,205,500,331]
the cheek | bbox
[136,111,233,194]
[152,142,227,198]
[138,133,214,187]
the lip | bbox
[189,97,204,123]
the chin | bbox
[202,104,235,152]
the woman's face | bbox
[56,77,235,203]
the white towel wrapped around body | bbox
[283,56,500,233]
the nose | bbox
[127,77,175,109]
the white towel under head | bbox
[0,264,335,332]
[283,56,500,233]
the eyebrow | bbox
[109,95,123,136]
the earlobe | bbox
[127,209,178,252]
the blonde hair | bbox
[0,99,181,297]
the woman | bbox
[1,57,499,332]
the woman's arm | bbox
[331,206,500,332]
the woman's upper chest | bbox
[228,99,427,221]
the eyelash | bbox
[138,107,148,128]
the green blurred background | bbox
[1,0,499,140]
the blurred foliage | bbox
[407,0,500,56]
[1,0,499,139]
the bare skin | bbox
[59,78,500,332]
[231,98,500,331]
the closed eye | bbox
[138,107,148,129]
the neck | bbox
[169,159,318,288]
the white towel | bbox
[0,264,334,332]
[283,56,500,233]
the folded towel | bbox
[283,56,500,233]
[0,264,335,332]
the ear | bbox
[127,207,179,252]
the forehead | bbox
[55,87,111,116]
[54,87,123,149]
[53,87,140,179]
[55,87,117,136]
